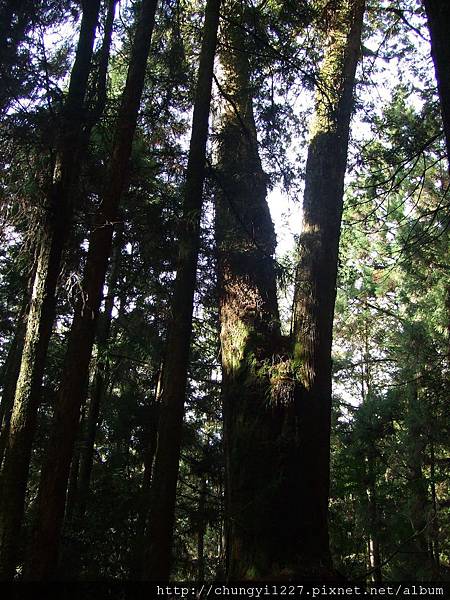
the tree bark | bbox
[292,0,365,572]
[142,0,221,581]
[0,1,101,580]
[25,0,159,580]
[423,0,450,166]
[214,4,289,579]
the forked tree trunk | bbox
[143,0,221,580]
[423,0,450,164]
[215,4,286,579]
[292,0,365,572]
[25,0,159,580]
[0,2,101,579]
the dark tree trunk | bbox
[291,0,365,573]
[131,395,160,579]
[75,233,122,519]
[57,0,119,525]
[142,0,221,581]
[214,5,288,579]
[429,440,440,576]
[64,436,82,521]
[405,380,433,579]
[366,452,382,583]
[423,0,450,165]
[0,2,101,580]
[90,0,118,125]
[25,0,158,580]
[197,477,207,582]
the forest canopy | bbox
[0,0,448,585]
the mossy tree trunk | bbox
[0,1,101,580]
[215,3,294,579]
[292,0,365,573]
[25,0,159,580]
[142,0,221,580]
[423,0,450,166]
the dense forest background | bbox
[0,0,448,583]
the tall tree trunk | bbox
[292,0,365,572]
[214,4,286,579]
[25,0,159,580]
[423,0,450,165]
[0,2,101,580]
[52,0,119,526]
[142,0,221,581]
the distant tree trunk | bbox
[0,1,101,580]
[0,289,30,469]
[429,440,440,576]
[366,453,382,583]
[131,389,160,579]
[423,0,450,164]
[405,380,433,579]
[361,324,382,583]
[214,5,285,579]
[25,0,158,580]
[292,0,365,572]
[90,0,118,125]
[197,477,207,582]
[142,0,221,581]
[64,436,82,521]
[75,232,122,519]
